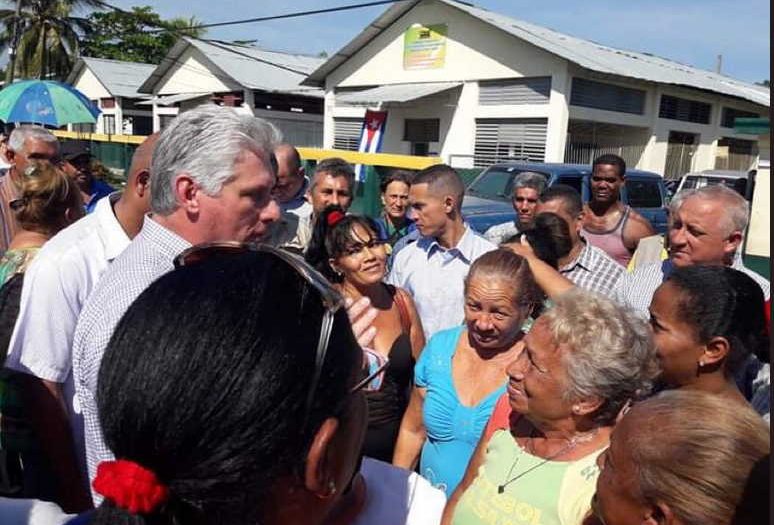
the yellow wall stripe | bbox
[52,131,441,170]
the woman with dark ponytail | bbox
[306,205,425,463]
[79,247,372,524]
[648,265,770,418]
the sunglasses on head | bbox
[174,242,389,428]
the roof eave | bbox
[138,37,195,94]
[65,58,86,87]
[301,0,421,87]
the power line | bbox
[147,0,404,34]
[198,38,311,77]
[91,0,403,35]
[87,0,400,82]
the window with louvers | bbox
[478,77,551,105]
[333,118,363,151]
[721,107,759,129]
[474,119,548,168]
[659,95,711,124]
[570,78,645,114]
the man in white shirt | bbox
[4,134,158,512]
[614,184,769,315]
[273,143,310,217]
[266,143,311,249]
[71,106,284,502]
[388,164,496,339]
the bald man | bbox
[273,143,310,217]
[4,134,159,512]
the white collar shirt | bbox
[613,257,771,318]
[71,215,191,502]
[387,226,496,340]
[5,192,130,481]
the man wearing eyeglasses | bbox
[0,126,60,255]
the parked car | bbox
[462,162,669,235]
[676,169,755,201]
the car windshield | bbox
[468,168,549,201]
[681,176,747,197]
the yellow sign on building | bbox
[403,23,447,70]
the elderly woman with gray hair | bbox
[442,289,658,525]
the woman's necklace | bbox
[497,428,599,494]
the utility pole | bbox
[715,54,723,74]
[5,0,23,86]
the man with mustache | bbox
[484,171,546,245]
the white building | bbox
[66,57,156,135]
[137,37,326,146]
[303,0,770,177]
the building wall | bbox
[563,67,766,174]
[70,67,113,134]
[321,0,768,172]
[72,67,112,100]
[326,0,565,88]
[326,0,568,164]
[155,47,240,95]
[747,134,770,258]
[254,107,324,148]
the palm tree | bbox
[0,0,99,82]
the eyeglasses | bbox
[173,241,389,428]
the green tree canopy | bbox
[0,0,98,81]
[80,5,205,64]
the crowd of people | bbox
[0,105,769,525]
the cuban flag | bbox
[355,110,388,182]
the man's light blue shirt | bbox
[387,226,496,339]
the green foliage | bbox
[0,0,96,81]
[80,6,205,64]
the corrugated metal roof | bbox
[303,0,770,107]
[138,37,324,98]
[337,81,462,104]
[136,93,211,106]
[67,57,157,99]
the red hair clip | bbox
[327,210,346,227]
[92,459,169,514]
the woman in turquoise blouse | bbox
[392,249,541,496]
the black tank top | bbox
[361,285,415,462]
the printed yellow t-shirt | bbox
[451,429,604,525]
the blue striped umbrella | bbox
[0,80,100,127]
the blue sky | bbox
[102,0,769,83]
